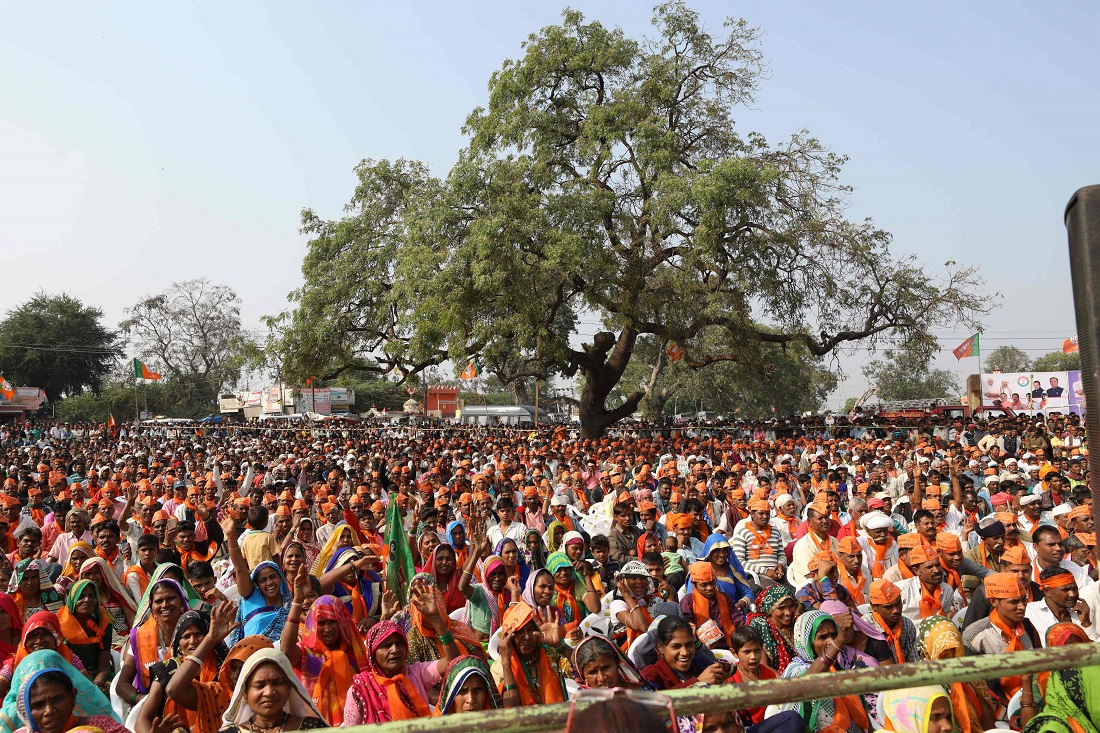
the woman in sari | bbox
[415,527,440,571]
[478,555,513,618]
[308,524,359,578]
[1024,664,1100,733]
[748,585,800,672]
[1035,623,1091,703]
[54,542,94,597]
[0,612,85,699]
[609,561,664,650]
[216,649,326,733]
[8,561,62,623]
[636,532,662,560]
[285,518,320,567]
[227,559,290,646]
[696,533,753,608]
[117,578,188,707]
[280,540,312,581]
[779,610,870,733]
[425,545,466,615]
[137,609,226,733]
[572,635,651,691]
[877,686,953,733]
[545,552,599,635]
[316,546,381,626]
[343,598,460,726]
[2,654,124,733]
[161,601,270,733]
[523,528,547,572]
[281,571,369,726]
[520,569,560,625]
[494,538,531,592]
[133,565,203,621]
[76,557,136,633]
[493,601,569,705]
[54,581,112,689]
[403,574,481,665]
[546,521,567,554]
[916,615,994,733]
[0,594,22,670]
[436,656,504,715]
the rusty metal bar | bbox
[350,643,1100,733]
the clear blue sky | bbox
[2,1,1096,406]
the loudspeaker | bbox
[1064,185,1100,523]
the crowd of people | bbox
[0,408,1092,733]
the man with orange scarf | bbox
[835,536,868,605]
[935,532,965,594]
[883,532,923,584]
[961,573,1040,701]
[679,561,739,649]
[863,578,916,664]
[494,601,568,705]
[896,546,961,625]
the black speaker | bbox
[1064,185,1100,522]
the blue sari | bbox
[684,533,754,606]
[494,537,531,588]
[230,560,290,645]
[326,546,381,618]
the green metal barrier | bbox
[350,643,1100,733]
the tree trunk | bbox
[511,379,530,405]
[576,329,644,438]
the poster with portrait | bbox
[980,371,1083,415]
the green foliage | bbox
[984,345,1030,372]
[270,2,991,437]
[843,397,858,413]
[0,292,120,399]
[862,344,958,402]
[121,279,255,409]
[1030,350,1081,372]
[55,382,212,421]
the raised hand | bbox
[534,605,563,648]
[409,580,439,619]
[150,713,185,733]
[292,564,310,603]
[207,600,241,643]
[380,589,401,620]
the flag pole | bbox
[134,360,139,421]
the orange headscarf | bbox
[499,602,566,704]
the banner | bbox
[384,494,415,605]
[980,370,1083,414]
[263,386,283,413]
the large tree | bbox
[0,292,120,399]
[271,3,990,437]
[984,345,1030,372]
[1030,350,1081,372]
[120,279,253,408]
[862,343,959,402]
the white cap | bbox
[1052,504,1073,518]
[861,511,894,530]
[968,460,980,468]
[1019,494,1042,506]
[774,493,796,509]
[550,494,570,507]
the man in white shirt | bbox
[487,496,528,547]
[895,546,962,626]
[1026,566,1098,643]
[1032,524,1092,590]
[788,500,838,588]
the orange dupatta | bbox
[918,582,944,619]
[690,588,734,647]
[873,611,906,664]
[507,647,566,704]
[989,609,1025,696]
[870,537,893,577]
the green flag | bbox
[384,492,415,605]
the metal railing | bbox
[349,643,1100,733]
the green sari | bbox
[1025,665,1100,733]
[0,650,119,733]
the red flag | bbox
[666,343,684,362]
[952,334,979,360]
[1064,336,1079,355]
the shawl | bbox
[1038,623,1090,699]
[55,581,110,646]
[749,585,798,671]
[230,561,290,645]
[311,524,360,576]
[323,546,379,622]
[221,648,324,726]
[480,555,510,615]
[916,615,982,733]
[520,569,561,624]
[8,561,62,621]
[436,655,501,715]
[781,610,869,733]
[493,538,531,589]
[297,595,368,725]
[545,552,587,631]
[11,612,77,670]
[1026,665,1100,733]
[77,556,137,613]
[60,542,95,579]
[0,651,118,733]
[878,685,949,733]
[133,565,202,625]
[546,521,567,553]
[345,621,432,724]
[129,579,188,692]
[700,534,754,604]
[191,635,272,733]
[424,546,466,614]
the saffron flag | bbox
[107,413,116,427]
[1064,336,1079,355]
[0,377,13,401]
[952,334,979,360]
[460,361,479,379]
[666,343,684,362]
[384,493,416,605]
[133,358,161,380]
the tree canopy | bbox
[0,292,120,400]
[984,345,1030,372]
[1030,350,1081,372]
[862,344,958,402]
[269,2,990,436]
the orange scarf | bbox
[134,617,168,689]
[181,544,218,564]
[621,599,653,649]
[374,671,431,720]
[691,589,734,647]
[822,696,870,733]
[506,648,566,704]
[898,559,915,580]
[919,581,944,619]
[554,585,581,632]
[95,547,119,565]
[870,537,893,577]
[873,611,906,664]
[838,565,866,605]
[940,560,962,591]
[978,546,997,570]
[123,565,151,597]
[989,609,1025,696]
[56,605,110,645]
[948,681,982,733]
[314,647,354,725]
[745,523,775,559]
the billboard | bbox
[263,386,283,413]
[300,388,332,415]
[980,371,1084,414]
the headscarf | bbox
[424,545,466,614]
[499,602,567,705]
[129,579,189,692]
[311,524,361,576]
[520,569,560,622]
[322,546,379,622]
[436,656,501,715]
[1038,623,1090,699]
[546,521,567,553]
[77,556,137,616]
[781,610,870,733]
[570,635,646,689]
[878,685,950,733]
[60,542,95,578]
[346,620,432,724]
[55,580,111,647]
[190,635,272,733]
[699,533,753,603]
[11,612,76,670]
[230,561,290,644]
[133,565,202,625]
[298,595,369,725]
[221,648,323,726]
[8,561,62,620]
[493,538,531,589]
[1025,665,1100,733]
[545,551,587,631]
[405,573,480,664]
[281,540,318,576]
[916,616,981,733]
[522,527,548,570]
[0,651,118,733]
[748,585,797,672]
[0,594,22,661]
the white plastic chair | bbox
[124,695,147,731]
[108,671,129,725]
[951,606,967,630]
